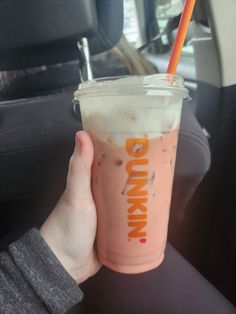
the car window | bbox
[123,0,142,48]
[155,0,194,55]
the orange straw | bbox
[167,0,196,74]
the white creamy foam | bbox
[79,94,182,145]
[76,75,187,145]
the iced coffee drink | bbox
[74,74,188,273]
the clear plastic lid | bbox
[74,74,189,100]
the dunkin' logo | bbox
[125,138,149,243]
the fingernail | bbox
[74,132,80,154]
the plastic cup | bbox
[74,74,189,274]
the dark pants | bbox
[70,243,235,314]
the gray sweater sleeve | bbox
[0,228,83,314]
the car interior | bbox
[0,0,235,312]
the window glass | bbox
[123,0,142,47]
[155,0,194,55]
[156,0,184,19]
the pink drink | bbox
[75,75,188,273]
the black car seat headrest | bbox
[89,0,124,55]
[0,0,123,70]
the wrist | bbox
[39,224,78,282]
[40,224,100,284]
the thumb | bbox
[65,131,94,205]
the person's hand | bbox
[40,131,101,284]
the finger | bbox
[73,131,94,169]
[65,131,94,203]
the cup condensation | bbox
[74,75,188,274]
